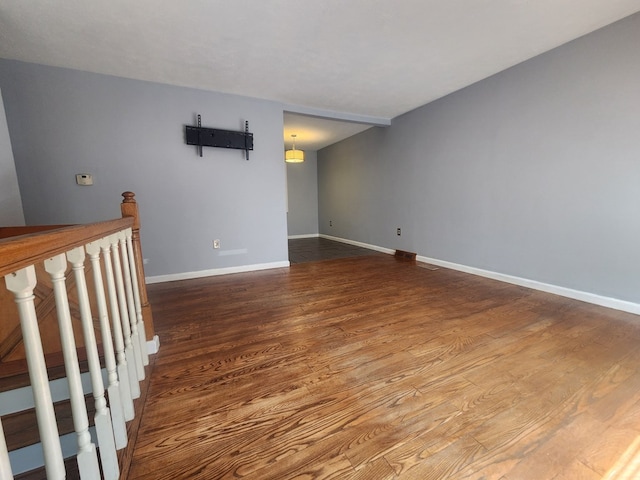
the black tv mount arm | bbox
[185,114,253,160]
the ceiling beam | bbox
[283,104,391,127]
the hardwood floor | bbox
[129,255,640,479]
[288,237,387,264]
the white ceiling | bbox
[284,113,374,151]
[1,0,640,151]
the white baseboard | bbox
[288,233,320,239]
[319,234,395,255]
[416,254,640,316]
[145,261,290,284]
[146,334,160,355]
[318,234,640,316]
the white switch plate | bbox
[76,174,93,186]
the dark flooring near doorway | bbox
[288,236,387,264]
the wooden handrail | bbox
[0,192,154,479]
[0,225,71,240]
[0,217,134,278]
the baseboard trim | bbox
[317,234,640,316]
[145,261,291,284]
[319,234,395,255]
[146,335,160,355]
[288,233,320,239]
[418,255,640,315]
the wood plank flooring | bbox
[129,255,640,479]
[288,237,387,264]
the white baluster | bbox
[86,240,128,449]
[125,227,149,366]
[101,237,135,420]
[44,254,100,479]
[4,267,64,480]
[0,418,13,480]
[66,247,120,480]
[118,231,145,380]
[109,234,141,399]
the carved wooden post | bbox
[121,192,154,345]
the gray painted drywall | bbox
[0,87,25,226]
[319,12,640,304]
[0,60,288,276]
[286,150,319,236]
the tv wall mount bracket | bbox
[185,114,253,160]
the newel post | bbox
[121,192,155,343]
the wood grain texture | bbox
[0,217,133,277]
[0,226,70,240]
[128,255,640,479]
[288,237,387,264]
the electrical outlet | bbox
[213,239,221,249]
[330,220,332,227]
[76,173,93,186]
[397,228,401,236]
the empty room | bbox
[1,1,640,479]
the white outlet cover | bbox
[76,173,93,185]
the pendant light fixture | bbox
[285,134,305,163]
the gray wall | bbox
[0,60,288,277]
[319,13,640,304]
[0,87,25,226]
[286,149,319,236]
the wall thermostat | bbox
[76,173,93,186]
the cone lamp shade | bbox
[285,134,305,163]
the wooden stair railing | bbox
[121,191,154,344]
[0,192,154,479]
